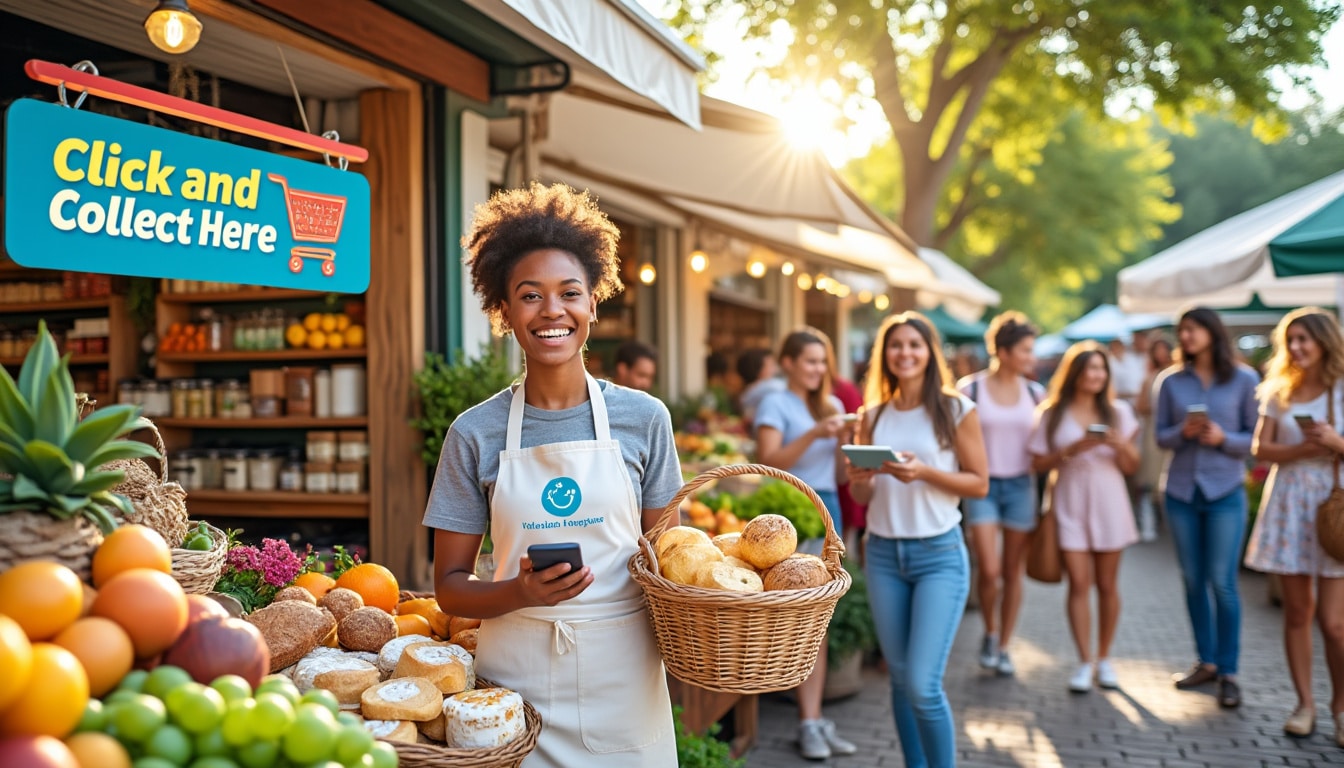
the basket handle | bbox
[640,463,846,574]
[135,417,169,483]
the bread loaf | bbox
[246,600,338,673]
[418,712,447,742]
[393,642,470,694]
[318,588,365,622]
[655,526,713,559]
[361,677,442,722]
[362,718,418,743]
[738,514,797,570]
[711,532,742,559]
[763,553,829,591]
[339,607,398,653]
[449,628,478,655]
[660,543,723,585]
[695,561,764,593]
[293,654,380,706]
[377,635,433,677]
[442,687,526,749]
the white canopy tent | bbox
[1061,304,1168,342]
[1118,170,1344,314]
[914,248,1001,323]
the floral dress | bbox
[1244,385,1344,577]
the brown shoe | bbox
[1285,705,1316,737]
[1173,663,1217,689]
[1217,676,1241,708]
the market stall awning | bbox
[913,248,1000,323]
[923,305,988,345]
[1118,169,1344,313]
[1270,188,1344,276]
[1062,304,1168,342]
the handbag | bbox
[1026,469,1063,584]
[1315,384,1344,561]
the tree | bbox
[655,1,1339,248]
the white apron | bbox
[475,374,676,767]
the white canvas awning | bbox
[1119,170,1344,313]
[913,248,1001,322]
[467,0,704,128]
[1062,304,1168,342]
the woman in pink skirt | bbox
[1029,341,1140,693]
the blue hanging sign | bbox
[3,98,371,293]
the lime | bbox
[300,688,341,716]
[145,724,194,766]
[106,689,140,708]
[234,739,279,768]
[145,666,195,701]
[208,675,252,704]
[119,669,150,693]
[333,723,375,765]
[193,727,230,758]
[165,682,227,734]
[115,694,169,742]
[133,758,178,768]
[187,758,239,768]
[255,675,300,705]
[281,703,339,764]
[367,741,398,768]
[75,698,106,733]
[219,699,257,748]
[248,692,295,741]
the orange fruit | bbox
[0,643,89,738]
[90,569,187,659]
[394,614,432,638]
[52,617,134,698]
[334,564,399,613]
[0,615,33,710]
[396,597,450,638]
[291,572,337,601]
[0,561,84,641]
[92,525,172,588]
[65,732,131,768]
[344,325,365,348]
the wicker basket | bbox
[0,509,105,582]
[390,678,542,768]
[628,463,851,694]
[108,418,190,548]
[171,521,227,595]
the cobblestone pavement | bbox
[744,531,1343,767]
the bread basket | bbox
[388,677,541,768]
[629,463,851,694]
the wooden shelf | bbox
[184,490,369,519]
[159,289,347,304]
[1,354,109,367]
[0,297,111,314]
[159,348,367,363]
[0,262,62,279]
[157,416,368,429]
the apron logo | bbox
[541,477,582,517]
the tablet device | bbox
[841,445,900,469]
[527,542,583,572]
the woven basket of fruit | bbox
[390,678,542,768]
[171,520,227,594]
[628,463,851,694]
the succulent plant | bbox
[0,321,159,533]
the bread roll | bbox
[442,688,526,749]
[418,712,446,742]
[339,607,398,653]
[393,642,470,694]
[655,526,712,559]
[739,514,798,570]
[449,628,478,655]
[363,719,418,743]
[293,653,378,699]
[318,588,365,622]
[763,554,829,591]
[695,562,764,593]
[361,677,443,722]
[723,556,756,572]
[378,635,434,677]
[274,586,318,605]
[246,600,338,673]
[448,616,481,638]
[712,533,742,559]
[659,543,724,585]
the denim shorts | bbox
[963,474,1037,532]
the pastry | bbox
[362,718,418,743]
[378,635,434,677]
[361,677,442,722]
[393,642,470,694]
[442,687,526,748]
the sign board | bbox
[4,98,371,293]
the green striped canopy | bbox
[1270,192,1344,277]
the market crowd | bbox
[423,183,1344,767]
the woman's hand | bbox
[1181,417,1205,440]
[1063,436,1105,460]
[811,414,850,440]
[515,556,592,608]
[846,464,877,485]
[1305,423,1344,455]
[1198,420,1226,447]
[882,454,924,484]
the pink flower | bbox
[258,538,303,587]
[225,545,262,574]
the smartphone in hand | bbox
[1086,424,1110,437]
[1293,413,1316,429]
[527,542,584,573]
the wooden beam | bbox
[254,0,492,102]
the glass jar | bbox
[216,379,242,418]
[185,380,207,419]
[117,379,142,407]
[199,449,223,490]
[197,379,215,418]
[203,310,226,352]
[142,380,171,418]
[168,450,196,490]
[279,449,305,492]
[222,450,250,491]
[306,431,337,463]
[334,462,364,494]
[171,379,192,419]
[234,385,253,419]
[248,449,280,492]
[305,462,335,494]
[337,431,368,463]
[284,367,315,417]
[186,452,208,492]
[0,331,15,358]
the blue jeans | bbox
[1165,487,1246,675]
[865,527,969,768]
[962,474,1037,532]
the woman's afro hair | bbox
[462,182,623,335]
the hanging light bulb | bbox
[746,260,767,278]
[689,250,708,273]
[797,272,814,291]
[638,263,657,285]
[815,275,832,292]
[780,261,796,276]
[145,0,203,54]
[874,294,890,311]
[858,290,873,304]
[836,284,852,298]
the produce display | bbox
[655,514,831,594]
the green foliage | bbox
[0,321,159,533]
[411,344,518,466]
[673,705,743,768]
[126,277,159,335]
[709,481,825,540]
[827,557,877,666]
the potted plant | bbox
[411,343,517,467]
[824,558,878,701]
[0,322,160,579]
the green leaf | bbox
[68,469,127,496]
[64,407,143,464]
[93,490,135,517]
[83,440,160,470]
[21,440,78,494]
[0,441,37,478]
[33,362,75,448]
[12,473,53,503]
[0,418,24,454]
[51,494,87,515]
[17,321,59,406]
[83,500,120,534]
[0,367,35,440]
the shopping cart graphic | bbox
[267,173,348,277]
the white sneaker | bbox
[979,634,999,669]
[1069,662,1093,693]
[1097,659,1120,689]
[996,650,1015,677]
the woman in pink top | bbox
[958,311,1045,677]
[1029,341,1140,694]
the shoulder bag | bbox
[1025,468,1063,583]
[1316,383,1344,561]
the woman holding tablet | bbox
[846,312,988,768]
[754,327,857,761]
[1245,307,1344,740]
[1028,341,1140,694]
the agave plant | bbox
[0,321,160,533]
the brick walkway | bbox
[744,532,1343,767]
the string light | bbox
[638,264,657,285]
[815,275,832,292]
[874,294,890,311]
[688,250,708,273]
[836,285,851,298]
[797,273,814,290]
[781,261,796,276]
[746,260,767,278]
[858,290,873,304]
[144,0,202,54]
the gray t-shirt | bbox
[422,380,684,534]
